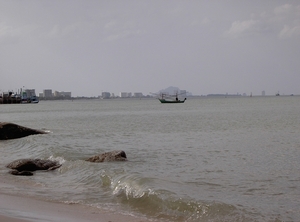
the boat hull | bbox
[159,98,186,103]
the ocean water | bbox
[0,96,300,221]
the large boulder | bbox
[86,150,127,162]
[6,159,61,176]
[0,122,46,140]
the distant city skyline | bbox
[0,86,296,98]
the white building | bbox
[43,89,53,98]
[53,91,71,97]
[25,89,36,97]
[119,92,131,98]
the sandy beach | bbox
[0,192,149,222]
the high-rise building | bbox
[43,89,53,98]
[25,89,36,97]
[102,92,111,99]
[119,92,131,98]
[57,91,71,98]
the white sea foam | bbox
[48,155,66,164]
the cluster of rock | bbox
[1,122,127,176]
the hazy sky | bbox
[1,1,300,97]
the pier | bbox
[0,92,21,104]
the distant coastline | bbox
[39,94,298,101]
[206,94,243,97]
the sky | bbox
[1,1,300,97]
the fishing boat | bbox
[21,91,39,103]
[156,92,186,104]
[159,98,186,103]
[30,95,39,103]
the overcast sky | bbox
[1,1,300,97]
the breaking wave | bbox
[98,171,256,222]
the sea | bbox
[0,96,300,222]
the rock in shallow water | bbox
[0,122,46,140]
[6,150,127,176]
[86,150,127,162]
[6,159,61,176]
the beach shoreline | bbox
[0,192,150,222]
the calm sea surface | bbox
[1,97,300,221]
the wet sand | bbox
[0,193,149,222]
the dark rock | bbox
[9,170,34,176]
[6,159,61,176]
[0,122,46,140]
[86,150,127,162]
